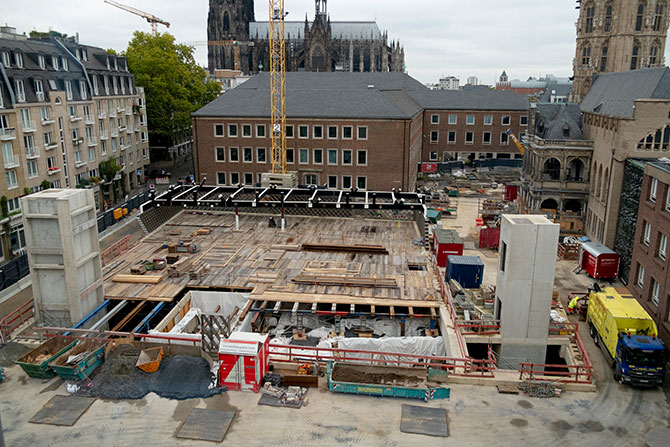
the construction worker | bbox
[567,295,581,314]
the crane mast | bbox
[104,0,170,35]
[269,0,287,174]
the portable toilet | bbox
[446,255,484,289]
[579,242,620,279]
[433,229,464,267]
[218,332,269,392]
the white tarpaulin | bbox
[319,336,446,361]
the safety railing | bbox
[432,255,468,358]
[518,362,594,384]
[100,234,132,267]
[268,343,496,377]
[36,326,202,347]
[0,298,34,343]
[457,319,501,335]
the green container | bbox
[426,209,442,224]
[15,337,78,379]
[445,188,459,197]
[49,338,108,381]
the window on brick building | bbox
[228,124,238,137]
[430,131,438,143]
[651,279,660,307]
[342,175,352,189]
[658,233,667,260]
[328,149,338,165]
[285,125,294,138]
[230,172,240,184]
[299,148,309,164]
[357,150,367,166]
[465,132,474,144]
[429,151,437,161]
[501,116,511,126]
[448,115,457,125]
[643,221,652,246]
[243,147,252,162]
[299,125,308,138]
[431,115,439,124]
[448,131,456,143]
[357,126,368,140]
[215,124,224,137]
[242,124,251,137]
[313,148,323,164]
[342,149,352,165]
[650,178,658,202]
[328,126,337,139]
[666,187,670,212]
[342,126,353,139]
[328,175,337,188]
[244,173,253,185]
[483,132,491,145]
[286,148,294,163]
[313,125,323,139]
[215,146,225,162]
[520,116,528,126]
[217,172,226,185]
[484,115,492,125]
[257,147,266,163]
[637,264,645,288]
[357,176,367,190]
[256,125,265,137]
[229,147,239,162]
[501,132,509,145]
[466,115,475,125]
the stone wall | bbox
[613,159,645,283]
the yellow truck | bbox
[586,285,666,386]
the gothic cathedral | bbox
[207,0,405,74]
[571,0,669,103]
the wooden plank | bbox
[112,274,163,284]
[273,301,281,313]
[251,291,440,308]
[301,243,388,255]
[291,302,299,314]
[370,305,375,316]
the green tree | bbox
[124,32,220,154]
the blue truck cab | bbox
[613,334,666,386]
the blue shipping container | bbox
[446,255,484,289]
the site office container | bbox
[579,242,620,279]
[446,255,484,289]
[433,229,464,267]
[504,184,519,202]
[218,332,269,392]
[479,226,500,249]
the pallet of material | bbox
[301,243,388,255]
[113,274,163,284]
[292,274,398,288]
[189,263,211,280]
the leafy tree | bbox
[99,158,121,182]
[124,32,220,152]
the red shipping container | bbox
[504,184,519,202]
[433,229,464,267]
[579,242,620,279]
[479,227,500,249]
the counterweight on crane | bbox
[104,0,170,35]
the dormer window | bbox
[106,58,110,70]
[52,55,59,70]
[14,52,24,68]
[113,58,118,71]
[82,48,88,62]
[61,57,68,71]
[1,52,10,67]
[38,55,46,69]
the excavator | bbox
[505,129,526,156]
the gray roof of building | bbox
[534,103,583,140]
[647,158,670,174]
[580,67,670,118]
[249,21,382,41]
[193,72,427,119]
[409,88,529,111]
[537,83,573,102]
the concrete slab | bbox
[400,404,449,437]
[29,395,96,426]
[175,408,235,443]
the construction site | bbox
[0,179,667,446]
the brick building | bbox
[629,159,670,352]
[192,72,528,190]
[0,27,149,261]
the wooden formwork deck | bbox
[102,211,439,310]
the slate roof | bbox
[249,21,382,40]
[580,67,670,118]
[193,72,530,119]
[537,83,572,102]
[534,103,584,141]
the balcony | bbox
[47,166,61,175]
[98,111,107,120]
[99,130,109,140]
[25,146,40,159]
[85,115,95,125]
[126,127,133,134]
[109,110,117,118]
[72,138,84,146]
[134,125,140,132]
[87,137,97,147]
[117,107,125,114]
[3,153,20,169]
[70,115,82,123]
[21,120,37,133]
[111,129,119,137]
[125,108,132,116]
[0,128,16,141]
[44,141,58,151]
[118,125,127,132]
[41,117,55,126]
[75,160,87,168]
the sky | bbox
[3,0,668,85]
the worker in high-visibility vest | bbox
[567,295,582,314]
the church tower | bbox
[570,0,669,103]
[207,0,255,71]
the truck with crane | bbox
[586,284,666,386]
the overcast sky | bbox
[4,0,668,85]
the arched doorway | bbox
[541,198,558,210]
[563,199,582,214]
[543,158,561,180]
[567,159,584,181]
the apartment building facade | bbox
[0,28,149,261]
[629,160,670,352]
[192,72,528,191]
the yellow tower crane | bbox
[103,0,170,35]
[268,0,287,175]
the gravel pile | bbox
[79,345,222,400]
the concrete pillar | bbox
[496,214,559,369]
[22,189,104,326]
